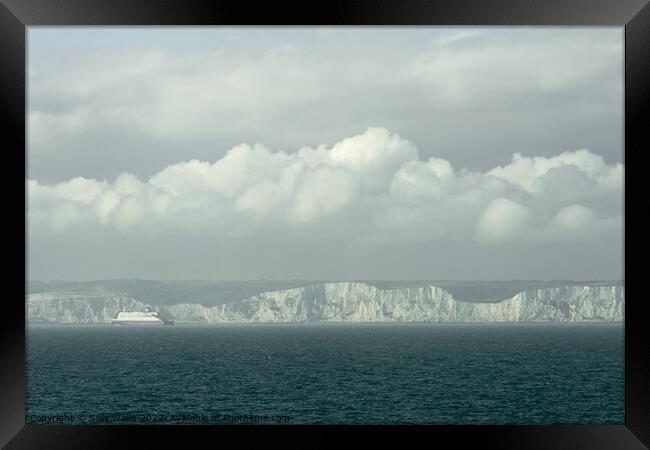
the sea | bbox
[26,323,624,425]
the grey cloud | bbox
[28,127,623,281]
[26,28,624,281]
[28,28,623,183]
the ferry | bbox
[111,305,174,325]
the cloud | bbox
[25,28,624,280]
[551,204,597,229]
[430,31,483,47]
[27,28,623,183]
[28,127,623,249]
[486,149,615,194]
[475,198,532,244]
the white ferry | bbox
[111,305,174,326]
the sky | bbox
[27,27,624,281]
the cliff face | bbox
[27,293,148,324]
[26,282,624,323]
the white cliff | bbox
[26,282,624,323]
[27,292,148,324]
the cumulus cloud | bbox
[551,204,597,229]
[26,28,624,281]
[28,127,623,249]
[475,198,532,244]
[486,149,617,194]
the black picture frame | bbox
[1,0,648,447]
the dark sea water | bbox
[26,323,624,425]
